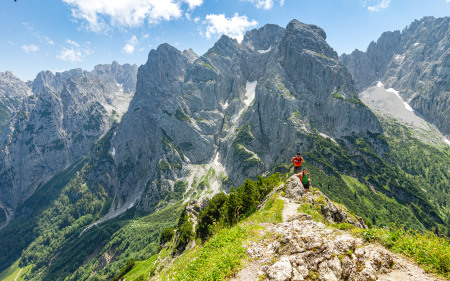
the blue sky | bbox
[1,0,449,81]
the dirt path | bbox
[377,253,446,281]
[15,268,22,281]
[281,197,300,222]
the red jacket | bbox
[291,156,304,167]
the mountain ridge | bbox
[340,16,449,137]
[0,62,138,228]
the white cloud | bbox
[367,0,391,12]
[21,44,39,53]
[204,13,258,43]
[57,48,82,62]
[66,39,81,47]
[194,16,200,23]
[57,40,92,62]
[44,36,54,45]
[244,0,284,10]
[184,0,202,9]
[123,35,139,54]
[62,0,203,32]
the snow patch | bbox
[258,46,271,54]
[111,147,116,156]
[230,81,257,125]
[413,42,420,46]
[444,138,450,146]
[319,133,338,145]
[116,82,124,93]
[394,54,405,61]
[376,81,384,88]
[386,88,413,112]
[221,101,229,109]
[244,80,257,106]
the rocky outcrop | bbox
[285,175,306,199]
[0,63,137,226]
[340,16,450,136]
[238,188,393,281]
[259,218,394,281]
[284,175,367,228]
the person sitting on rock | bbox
[299,168,310,192]
[291,152,304,174]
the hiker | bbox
[291,152,304,174]
[300,168,311,192]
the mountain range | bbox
[0,16,448,281]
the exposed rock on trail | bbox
[232,177,443,281]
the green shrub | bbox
[110,259,136,281]
[196,193,227,240]
[175,209,194,252]
[196,174,283,239]
[159,227,175,245]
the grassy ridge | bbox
[123,196,285,281]
[122,178,450,280]
[301,133,447,234]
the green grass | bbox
[0,259,31,281]
[297,203,324,222]
[157,192,284,280]
[381,118,450,231]
[331,86,344,99]
[124,189,284,280]
[201,62,213,70]
[355,227,450,278]
[303,133,445,233]
[158,224,253,281]
[245,197,284,224]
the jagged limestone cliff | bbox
[0,63,137,227]
[104,20,384,218]
[340,16,449,137]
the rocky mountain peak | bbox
[92,62,138,94]
[242,23,285,51]
[182,48,199,64]
[206,34,241,58]
[340,16,449,136]
[0,71,32,99]
[280,20,338,66]
[100,19,385,218]
[135,43,192,104]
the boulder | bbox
[285,175,305,200]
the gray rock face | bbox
[340,16,450,136]
[285,175,305,199]
[101,19,384,216]
[0,63,137,227]
[0,71,33,137]
[32,62,137,95]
